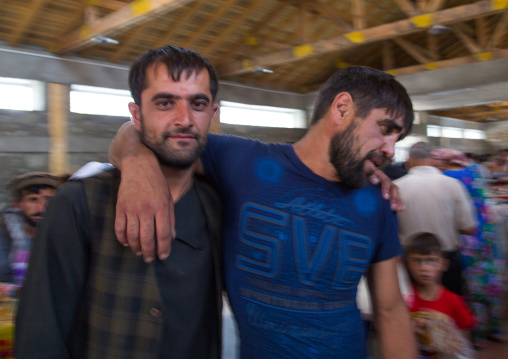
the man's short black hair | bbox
[128,45,219,106]
[310,66,413,138]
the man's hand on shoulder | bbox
[369,169,405,211]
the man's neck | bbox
[293,123,339,182]
[160,165,195,203]
[25,223,36,239]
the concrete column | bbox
[47,83,69,174]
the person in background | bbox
[380,158,408,180]
[404,232,476,358]
[432,148,507,349]
[394,142,476,296]
[109,65,418,358]
[0,172,63,284]
[15,45,223,359]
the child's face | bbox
[406,252,446,286]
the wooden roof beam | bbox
[476,17,488,49]
[352,0,366,30]
[8,0,46,45]
[218,0,508,77]
[393,37,433,63]
[201,0,265,57]
[56,0,194,53]
[216,1,288,65]
[393,0,420,17]
[109,22,149,62]
[153,0,207,49]
[382,41,395,69]
[427,0,447,12]
[300,3,309,43]
[489,10,508,48]
[308,1,353,32]
[181,0,237,49]
[387,48,508,76]
[452,23,485,54]
[427,32,440,61]
[85,0,127,11]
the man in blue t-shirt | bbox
[111,64,418,358]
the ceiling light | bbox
[254,66,273,74]
[90,36,119,45]
[428,24,449,35]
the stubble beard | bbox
[140,118,207,169]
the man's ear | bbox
[128,102,142,131]
[330,92,354,126]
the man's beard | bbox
[23,212,41,228]
[140,119,207,169]
[329,121,378,189]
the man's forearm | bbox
[109,121,158,169]
[374,299,418,359]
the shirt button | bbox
[150,308,162,318]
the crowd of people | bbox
[0,44,506,359]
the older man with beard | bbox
[0,172,63,284]
[110,65,417,359]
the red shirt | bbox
[410,286,476,329]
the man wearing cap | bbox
[0,172,63,284]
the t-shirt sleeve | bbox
[451,292,477,329]
[371,200,402,263]
[202,133,253,189]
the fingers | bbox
[155,210,173,261]
[389,183,405,212]
[139,214,156,262]
[370,169,406,211]
[115,210,128,246]
[125,214,142,256]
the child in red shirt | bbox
[404,232,476,358]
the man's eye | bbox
[192,101,207,110]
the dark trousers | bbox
[442,250,463,295]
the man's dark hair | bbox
[409,142,432,160]
[16,184,56,201]
[310,66,413,137]
[405,232,442,256]
[128,45,219,106]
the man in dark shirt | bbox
[15,45,223,359]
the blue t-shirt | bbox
[203,134,401,359]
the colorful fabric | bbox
[443,166,507,339]
[202,134,402,359]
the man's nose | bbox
[39,199,48,213]
[380,136,397,159]
[174,104,192,127]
